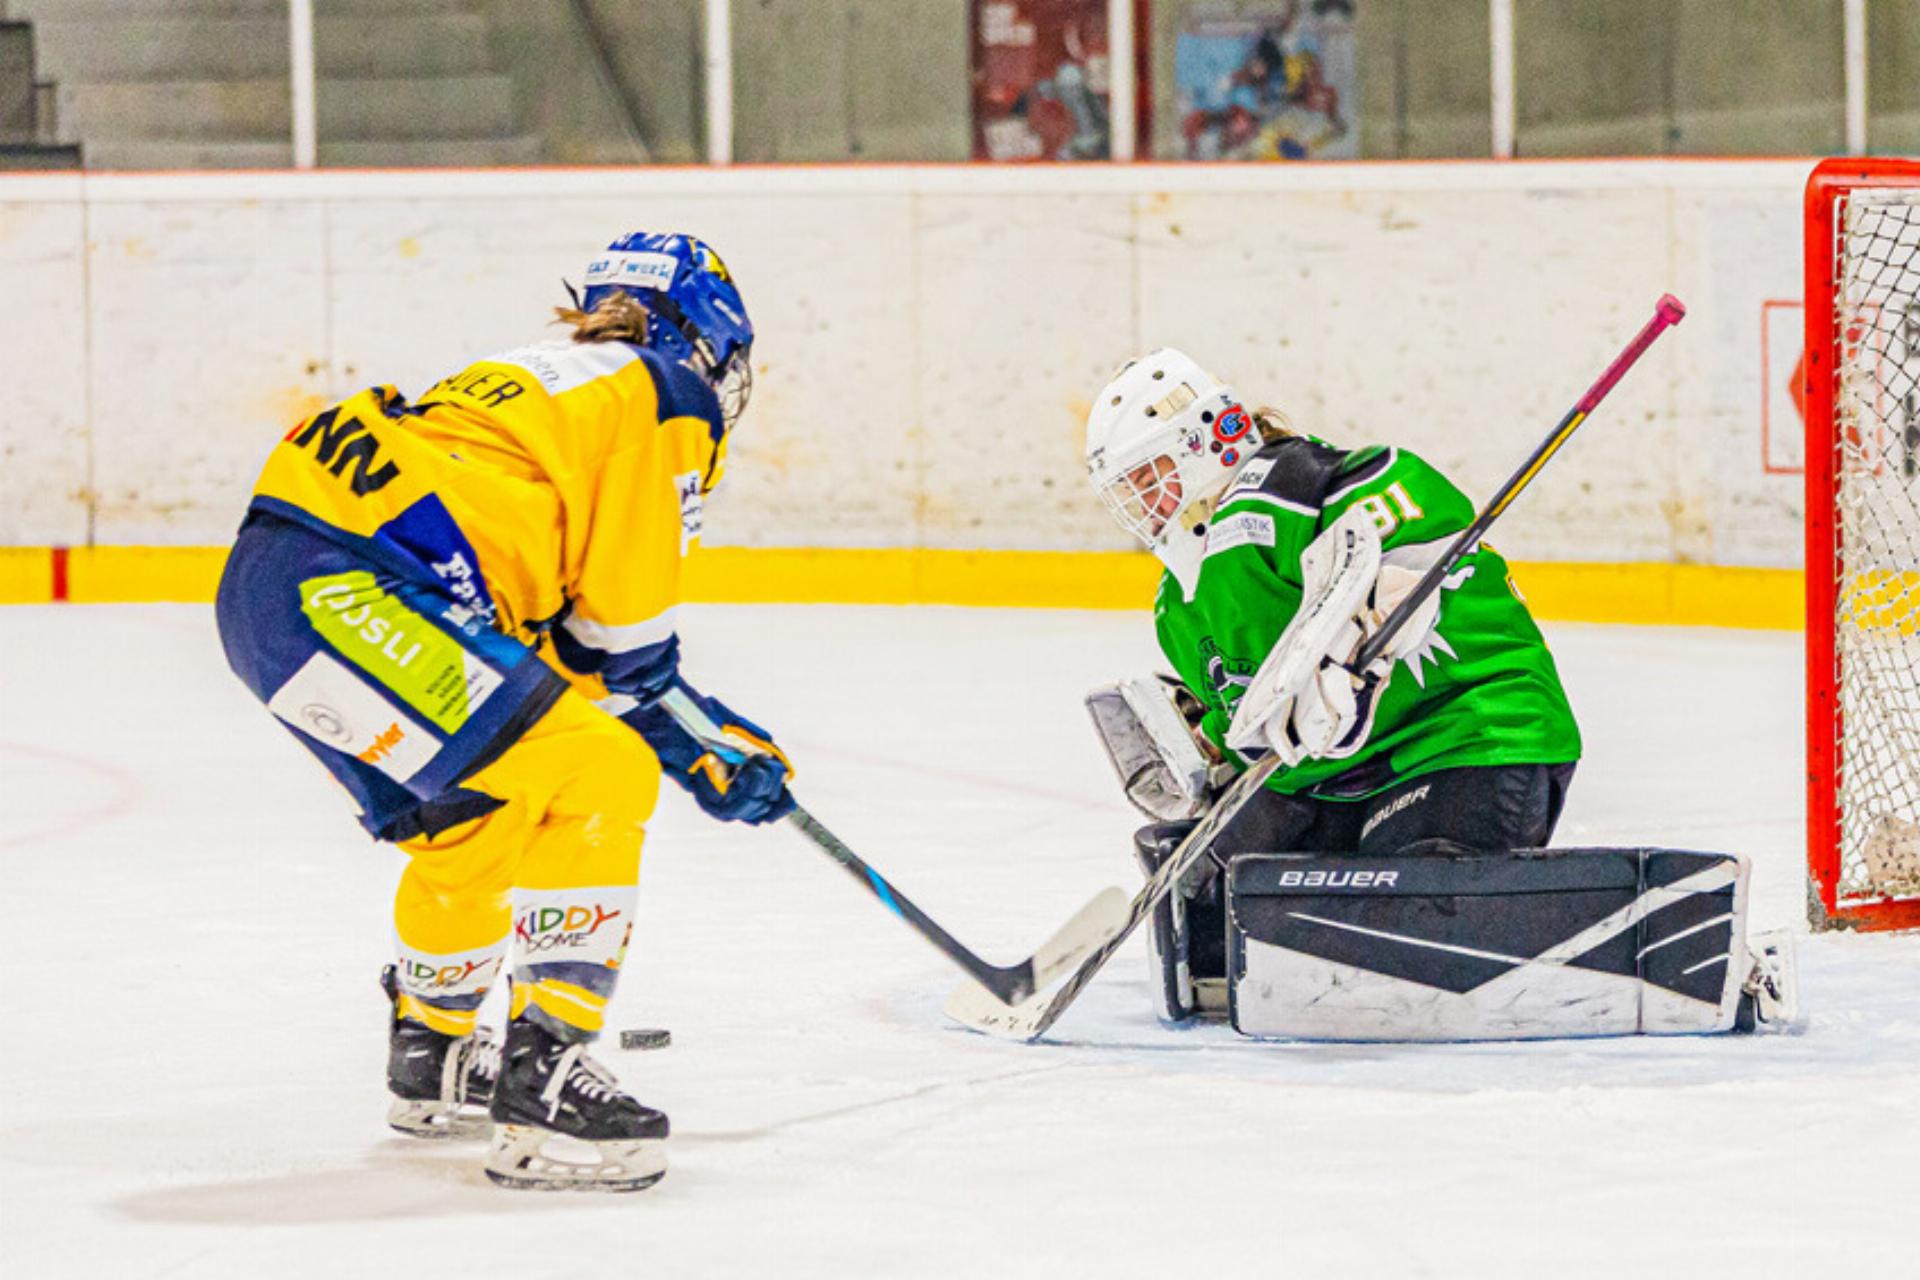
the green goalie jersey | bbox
[1155,435,1581,800]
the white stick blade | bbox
[943,978,1051,1040]
[942,886,1128,1037]
[1030,886,1129,987]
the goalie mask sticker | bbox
[1211,403,1253,469]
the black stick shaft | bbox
[660,690,1038,1003]
[787,805,1037,1001]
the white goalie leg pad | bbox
[1087,674,1217,821]
[1225,506,1382,760]
[1227,848,1773,1042]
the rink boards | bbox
[0,159,1816,588]
[0,542,1801,627]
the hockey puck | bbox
[619,1027,672,1051]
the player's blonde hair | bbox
[1253,406,1295,441]
[554,291,653,345]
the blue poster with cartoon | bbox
[1176,0,1356,161]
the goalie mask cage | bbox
[1806,157,1920,931]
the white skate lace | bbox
[538,1044,622,1123]
[445,1029,501,1106]
[465,1032,502,1083]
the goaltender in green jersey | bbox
[1081,348,1583,1021]
[1152,412,1580,805]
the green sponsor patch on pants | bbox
[299,571,500,733]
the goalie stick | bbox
[946,293,1689,1042]
[659,687,1128,1004]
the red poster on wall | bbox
[970,0,1114,161]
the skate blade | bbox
[387,1096,492,1141]
[484,1123,667,1192]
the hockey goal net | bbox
[1807,158,1920,931]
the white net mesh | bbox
[1834,188,1920,906]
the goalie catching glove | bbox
[1086,673,1229,821]
[1225,506,1441,767]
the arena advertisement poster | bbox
[970,0,1113,161]
[1175,0,1356,161]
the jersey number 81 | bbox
[1353,482,1425,537]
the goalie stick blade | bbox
[941,887,1131,1033]
[945,755,1290,1041]
[943,972,1055,1041]
[1028,886,1130,988]
[947,887,1130,1009]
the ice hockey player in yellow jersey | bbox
[216,232,789,1192]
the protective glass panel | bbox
[1833,188,1920,906]
[1,0,285,169]
[1150,0,1483,160]
[1868,1,1920,156]
[735,0,970,162]
[1516,0,1844,157]
[313,0,653,168]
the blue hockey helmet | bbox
[576,232,754,432]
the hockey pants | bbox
[391,690,662,1043]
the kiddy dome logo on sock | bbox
[514,903,625,954]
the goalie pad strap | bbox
[1227,847,1751,1041]
[1133,822,1198,1023]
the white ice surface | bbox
[2,605,1917,1279]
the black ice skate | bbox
[381,966,500,1140]
[484,1016,668,1192]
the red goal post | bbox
[1806,157,1920,931]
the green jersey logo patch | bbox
[1199,636,1255,711]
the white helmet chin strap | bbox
[1151,494,1220,602]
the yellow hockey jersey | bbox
[246,339,726,696]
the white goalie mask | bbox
[1085,348,1259,599]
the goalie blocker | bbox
[1137,839,1798,1040]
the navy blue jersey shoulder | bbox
[1244,434,1349,509]
[1330,443,1394,491]
[631,346,724,444]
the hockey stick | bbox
[946,293,1688,1042]
[659,687,1129,1005]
